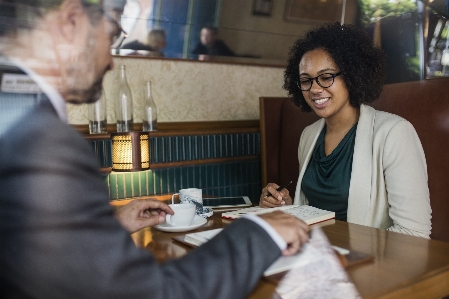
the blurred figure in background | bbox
[192,26,235,59]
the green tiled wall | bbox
[107,160,262,203]
[90,132,262,203]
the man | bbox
[0,1,309,298]
[192,26,235,58]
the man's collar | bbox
[0,56,68,123]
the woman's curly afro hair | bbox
[284,22,387,112]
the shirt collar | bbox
[9,58,68,123]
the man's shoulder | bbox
[192,42,206,54]
[214,40,234,55]
[4,104,86,149]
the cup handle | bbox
[171,193,179,204]
[165,214,175,226]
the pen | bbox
[264,180,293,199]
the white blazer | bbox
[293,104,432,238]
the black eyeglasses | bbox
[104,12,128,48]
[297,72,342,91]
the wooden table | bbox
[129,209,449,299]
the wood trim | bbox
[149,155,259,169]
[84,133,111,140]
[112,54,286,68]
[259,97,286,188]
[100,156,259,172]
[260,98,268,187]
[74,120,260,136]
[100,167,112,173]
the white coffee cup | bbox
[165,203,196,227]
[172,188,203,214]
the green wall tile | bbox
[109,172,118,199]
[115,173,125,199]
[213,164,220,187]
[160,168,169,194]
[124,172,133,198]
[187,166,195,188]
[174,167,182,192]
[139,171,147,196]
[200,165,208,189]
[181,167,188,189]
[147,170,154,195]
[236,185,243,197]
[167,168,175,193]
[193,165,200,187]
[151,170,160,195]
[206,164,214,188]
[102,174,109,188]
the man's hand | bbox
[259,211,309,256]
[115,198,174,233]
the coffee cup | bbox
[165,204,196,227]
[171,188,203,214]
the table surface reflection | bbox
[128,208,449,299]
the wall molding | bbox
[75,120,260,136]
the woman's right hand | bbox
[259,183,292,208]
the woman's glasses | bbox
[297,72,342,91]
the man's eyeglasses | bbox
[104,13,128,48]
[297,72,342,91]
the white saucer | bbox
[154,215,207,233]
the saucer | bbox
[154,215,207,233]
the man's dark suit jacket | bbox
[0,64,281,299]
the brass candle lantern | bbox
[111,132,150,172]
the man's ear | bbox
[57,0,86,43]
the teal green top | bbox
[301,123,358,221]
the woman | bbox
[260,23,432,238]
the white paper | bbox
[1,73,41,93]
[274,227,361,299]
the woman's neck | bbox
[325,105,360,135]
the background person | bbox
[259,22,432,238]
[0,1,309,298]
[192,26,235,58]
